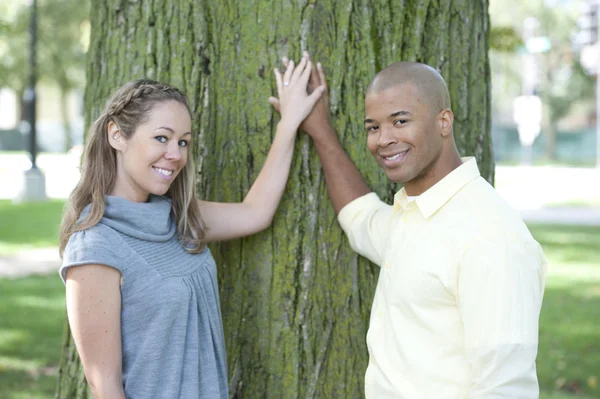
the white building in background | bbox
[0,0,86,153]
[0,89,18,129]
[0,84,85,153]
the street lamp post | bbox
[16,0,46,203]
[515,17,543,165]
[596,2,600,168]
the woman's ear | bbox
[107,121,125,151]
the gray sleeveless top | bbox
[60,195,228,399]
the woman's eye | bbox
[178,140,189,147]
[366,125,379,132]
[155,136,168,143]
[394,119,407,126]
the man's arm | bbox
[309,123,371,214]
[458,235,547,398]
[270,54,370,214]
[269,54,391,264]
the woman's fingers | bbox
[290,55,308,86]
[274,68,283,98]
[299,60,313,87]
[282,59,294,87]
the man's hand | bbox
[269,51,332,138]
[271,52,371,214]
[269,53,325,133]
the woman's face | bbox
[111,100,192,202]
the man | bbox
[271,55,547,398]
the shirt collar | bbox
[393,157,480,219]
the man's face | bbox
[364,82,443,188]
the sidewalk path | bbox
[2,206,600,279]
[0,247,61,278]
[520,207,600,226]
[2,157,599,278]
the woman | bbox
[59,55,324,398]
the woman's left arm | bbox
[201,53,324,242]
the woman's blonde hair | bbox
[59,79,206,256]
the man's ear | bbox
[438,108,454,137]
[107,121,125,151]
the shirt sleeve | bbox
[59,226,125,284]
[458,234,547,398]
[337,192,394,266]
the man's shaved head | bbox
[367,62,451,114]
[364,61,459,193]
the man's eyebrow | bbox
[389,110,412,118]
[365,110,413,124]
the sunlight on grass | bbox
[0,355,45,372]
[13,295,65,310]
[0,200,65,255]
[0,275,65,398]
[529,224,600,399]
[0,219,597,397]
[546,263,600,287]
[541,393,597,399]
[0,330,28,352]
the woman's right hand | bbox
[269,53,325,133]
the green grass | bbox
[530,224,600,399]
[0,275,66,399]
[496,159,597,168]
[0,200,65,255]
[545,199,600,208]
[0,212,598,397]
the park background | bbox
[1,0,599,398]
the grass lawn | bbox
[0,275,65,399]
[531,224,600,399]
[0,200,66,255]
[0,198,598,398]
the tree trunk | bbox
[59,86,73,152]
[16,86,25,127]
[56,1,492,398]
[544,122,557,161]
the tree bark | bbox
[544,122,557,161]
[59,86,73,152]
[56,1,492,398]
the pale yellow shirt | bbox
[338,157,547,399]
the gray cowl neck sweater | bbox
[61,195,229,399]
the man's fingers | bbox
[309,61,320,89]
[303,51,320,89]
[307,85,325,105]
[317,63,328,89]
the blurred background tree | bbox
[489,0,597,162]
[0,0,89,151]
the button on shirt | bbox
[338,157,547,399]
